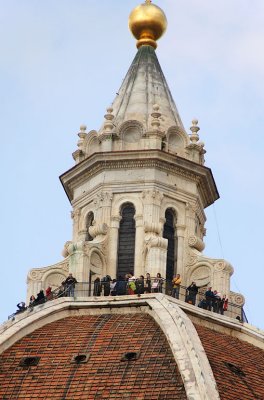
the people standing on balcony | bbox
[29,295,36,307]
[145,273,151,293]
[152,273,164,293]
[136,275,145,295]
[127,272,136,295]
[115,276,127,295]
[212,290,221,313]
[93,277,101,296]
[219,295,228,315]
[57,284,66,298]
[16,302,26,313]
[187,282,199,305]
[45,286,52,301]
[172,274,181,299]
[101,275,111,296]
[110,279,117,296]
[64,273,78,297]
[205,287,215,311]
[36,289,45,304]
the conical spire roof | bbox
[108,45,184,133]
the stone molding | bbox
[60,150,219,208]
[27,259,69,283]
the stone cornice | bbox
[60,150,219,208]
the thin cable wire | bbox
[212,204,251,322]
[212,203,225,259]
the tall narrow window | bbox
[163,209,177,282]
[117,203,136,278]
[86,212,94,241]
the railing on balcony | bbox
[8,278,247,323]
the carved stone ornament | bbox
[230,292,245,306]
[89,223,108,239]
[93,191,113,208]
[29,270,42,281]
[62,241,73,258]
[186,254,199,266]
[190,266,211,287]
[214,262,225,271]
[188,235,205,252]
[214,261,234,275]
[144,222,162,235]
[142,189,163,204]
[145,236,167,250]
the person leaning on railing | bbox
[186,282,199,305]
[172,274,181,299]
[115,276,127,295]
[63,273,78,297]
[145,273,151,293]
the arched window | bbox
[117,203,136,278]
[86,212,94,241]
[163,209,177,282]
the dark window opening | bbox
[121,352,139,361]
[117,203,136,277]
[19,356,40,367]
[163,208,177,283]
[224,362,245,377]
[72,354,89,364]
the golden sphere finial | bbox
[129,1,167,49]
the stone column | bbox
[176,224,186,277]
[145,237,167,278]
[134,214,144,277]
[108,216,121,279]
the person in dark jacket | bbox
[115,276,127,295]
[64,273,78,297]
[101,275,111,296]
[93,277,101,296]
[36,290,45,305]
[187,282,199,305]
[16,302,26,313]
[136,275,145,295]
[205,287,215,311]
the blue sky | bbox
[1,1,263,330]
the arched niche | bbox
[117,203,136,278]
[163,208,178,283]
[167,127,188,155]
[119,120,144,149]
[84,132,100,156]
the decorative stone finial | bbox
[151,103,161,130]
[190,119,200,143]
[129,1,167,49]
[77,124,87,149]
[103,106,114,132]
[79,124,87,132]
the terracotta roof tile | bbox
[194,324,264,400]
[0,314,187,400]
